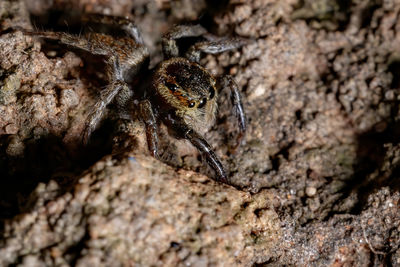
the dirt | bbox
[0,0,399,266]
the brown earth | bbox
[0,0,399,266]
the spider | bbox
[25,14,246,185]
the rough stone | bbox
[0,0,399,266]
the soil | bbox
[0,0,399,266]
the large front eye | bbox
[198,98,207,108]
[166,82,178,92]
[188,101,195,108]
[209,86,215,99]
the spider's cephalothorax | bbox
[24,15,246,186]
[152,58,218,133]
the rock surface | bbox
[0,0,399,266]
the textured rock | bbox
[0,0,399,266]
[1,155,282,266]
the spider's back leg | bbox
[82,55,129,145]
[218,75,246,150]
[25,28,149,83]
[162,24,207,59]
[81,13,145,44]
[24,29,149,144]
[23,30,110,55]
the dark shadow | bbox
[0,120,114,222]
[344,58,400,213]
[0,10,135,228]
[30,9,84,34]
[388,59,400,89]
[200,0,233,34]
[358,0,382,29]
[345,120,400,214]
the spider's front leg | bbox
[218,75,247,150]
[164,114,230,185]
[139,99,159,158]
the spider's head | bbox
[154,57,218,130]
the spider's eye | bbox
[198,98,207,108]
[209,86,215,99]
[188,101,195,108]
[166,82,178,92]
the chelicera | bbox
[25,14,246,185]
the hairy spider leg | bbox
[164,114,230,184]
[161,24,248,63]
[162,24,207,59]
[219,76,246,132]
[25,30,148,144]
[83,55,129,144]
[139,100,159,158]
[23,30,110,55]
[218,75,247,150]
[81,13,144,44]
[185,38,248,63]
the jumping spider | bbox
[26,14,246,185]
